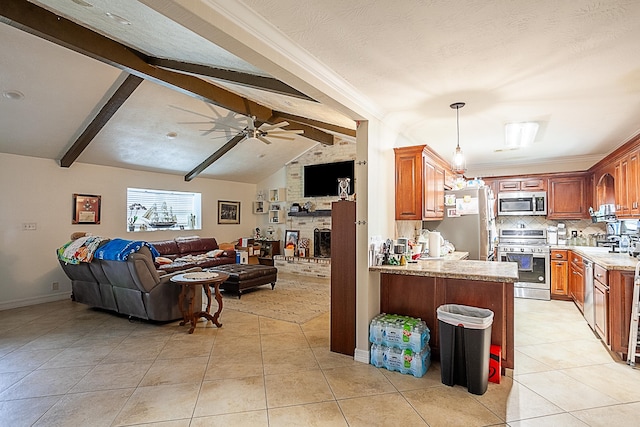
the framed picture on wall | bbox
[218,200,240,224]
[72,194,101,224]
[285,229,300,249]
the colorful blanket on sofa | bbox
[95,238,160,261]
[57,236,110,264]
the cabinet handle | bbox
[555,254,563,258]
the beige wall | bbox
[0,153,258,309]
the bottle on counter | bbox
[620,235,630,253]
[578,231,586,246]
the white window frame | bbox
[126,187,201,232]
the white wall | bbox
[0,153,257,309]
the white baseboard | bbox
[0,292,70,311]
[354,347,370,364]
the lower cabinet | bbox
[568,251,584,312]
[593,264,609,344]
[550,250,569,299]
[609,270,637,356]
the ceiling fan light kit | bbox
[450,102,466,175]
[505,122,539,148]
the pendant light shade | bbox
[450,102,466,175]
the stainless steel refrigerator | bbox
[432,186,495,260]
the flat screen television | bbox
[303,160,355,197]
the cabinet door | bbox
[609,270,636,355]
[629,150,639,216]
[498,180,521,191]
[615,159,629,215]
[548,175,588,219]
[551,260,568,297]
[394,146,424,220]
[435,167,445,218]
[423,160,437,218]
[594,279,609,344]
[521,178,546,191]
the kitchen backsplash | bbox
[497,215,606,237]
[395,216,607,242]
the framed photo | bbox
[72,194,101,224]
[285,229,300,249]
[218,200,240,224]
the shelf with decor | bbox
[269,202,285,224]
[269,188,286,203]
[253,201,267,215]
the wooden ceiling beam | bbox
[185,132,246,181]
[272,111,356,138]
[148,57,315,102]
[60,74,143,167]
[0,0,338,147]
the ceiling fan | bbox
[172,103,306,180]
[172,104,303,144]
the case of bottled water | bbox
[370,343,431,378]
[369,313,430,353]
[369,313,431,377]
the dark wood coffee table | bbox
[170,271,229,333]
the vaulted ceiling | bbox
[1,0,639,182]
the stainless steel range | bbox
[498,228,551,300]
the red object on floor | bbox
[489,344,501,384]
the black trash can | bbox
[437,304,494,395]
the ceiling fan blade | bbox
[261,121,289,130]
[265,134,295,140]
[257,135,272,145]
[267,129,304,135]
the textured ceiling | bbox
[1,0,640,182]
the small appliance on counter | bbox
[547,226,558,245]
[557,223,567,245]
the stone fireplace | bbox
[314,228,331,258]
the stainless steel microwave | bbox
[497,191,547,216]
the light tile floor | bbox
[1,292,639,426]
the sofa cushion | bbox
[176,237,218,255]
[150,240,179,256]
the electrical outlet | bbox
[22,222,37,231]
[52,282,59,291]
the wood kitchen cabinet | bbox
[568,251,584,312]
[609,269,636,357]
[547,174,590,219]
[497,177,546,192]
[628,148,639,216]
[394,145,446,221]
[593,263,609,344]
[550,250,569,299]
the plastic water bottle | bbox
[620,235,630,253]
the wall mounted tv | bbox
[303,160,355,197]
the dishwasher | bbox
[583,259,594,330]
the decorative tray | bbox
[182,272,219,280]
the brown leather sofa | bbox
[150,237,236,273]
[59,245,201,322]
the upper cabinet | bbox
[394,145,448,221]
[592,144,640,219]
[496,177,546,192]
[548,173,590,220]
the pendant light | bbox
[450,102,466,175]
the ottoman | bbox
[207,264,278,298]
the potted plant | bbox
[128,203,146,231]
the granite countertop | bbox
[369,252,518,283]
[551,245,639,271]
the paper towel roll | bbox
[429,232,442,258]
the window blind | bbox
[127,188,201,230]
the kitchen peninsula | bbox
[370,258,518,371]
